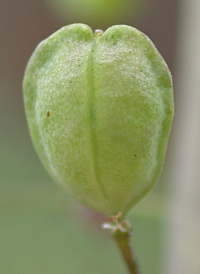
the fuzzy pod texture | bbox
[23,24,174,216]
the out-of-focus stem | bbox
[168,0,200,273]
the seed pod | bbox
[23,24,174,216]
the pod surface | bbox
[23,24,174,216]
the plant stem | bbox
[102,213,141,274]
[112,229,141,274]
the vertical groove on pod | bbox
[87,39,113,215]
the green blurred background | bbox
[1,0,200,273]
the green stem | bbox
[103,213,141,274]
[112,229,141,274]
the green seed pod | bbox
[23,24,174,216]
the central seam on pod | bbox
[87,37,113,215]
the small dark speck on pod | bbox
[47,111,50,117]
[135,155,137,157]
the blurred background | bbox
[0,0,199,273]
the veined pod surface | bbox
[23,24,174,216]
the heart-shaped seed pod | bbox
[23,24,174,216]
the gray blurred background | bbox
[1,0,199,273]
